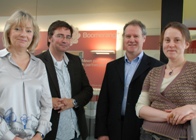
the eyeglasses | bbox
[55,34,72,40]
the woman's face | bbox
[9,21,34,50]
[163,27,189,60]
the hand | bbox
[52,98,64,110]
[166,105,196,125]
[167,113,196,125]
[13,137,23,140]
[98,136,109,140]
[181,113,196,124]
[58,98,74,113]
[31,133,43,140]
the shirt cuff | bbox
[1,130,15,140]
[37,121,52,136]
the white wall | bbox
[0,10,195,61]
[0,11,161,58]
[36,11,161,59]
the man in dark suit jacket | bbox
[95,20,164,140]
[37,20,93,140]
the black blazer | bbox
[37,50,93,140]
[95,53,163,140]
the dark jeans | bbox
[140,128,187,140]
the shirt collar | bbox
[0,48,9,57]
[49,50,69,67]
[0,48,37,62]
[124,51,144,63]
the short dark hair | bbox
[122,19,146,36]
[47,20,73,46]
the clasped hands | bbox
[166,105,196,125]
[52,97,74,113]
[13,132,43,140]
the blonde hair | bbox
[3,10,40,53]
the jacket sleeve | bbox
[94,63,110,138]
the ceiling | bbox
[0,0,195,27]
[0,0,161,16]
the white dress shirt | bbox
[0,49,52,140]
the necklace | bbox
[167,61,186,76]
[167,65,175,75]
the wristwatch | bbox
[73,99,78,108]
[37,131,44,139]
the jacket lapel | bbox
[116,57,125,85]
[131,53,149,82]
[44,50,61,97]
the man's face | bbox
[123,25,146,56]
[48,27,71,53]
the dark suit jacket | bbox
[95,53,163,140]
[37,50,93,140]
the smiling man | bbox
[95,19,163,140]
[37,20,93,140]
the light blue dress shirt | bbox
[121,52,143,115]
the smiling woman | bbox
[0,10,52,140]
[136,22,196,140]
[3,11,39,53]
